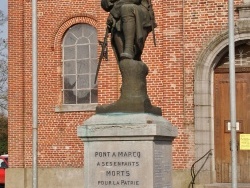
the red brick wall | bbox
[8,0,242,170]
[8,0,25,168]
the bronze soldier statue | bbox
[101,0,156,61]
[96,0,162,115]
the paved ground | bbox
[205,183,250,188]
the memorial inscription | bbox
[94,151,142,186]
[78,115,178,188]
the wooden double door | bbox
[214,70,250,183]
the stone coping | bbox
[77,113,178,140]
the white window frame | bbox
[55,24,98,112]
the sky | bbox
[0,0,8,38]
[0,0,8,116]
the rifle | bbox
[148,0,157,46]
[94,26,110,84]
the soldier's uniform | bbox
[101,0,156,60]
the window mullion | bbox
[75,44,78,104]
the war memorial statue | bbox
[78,3,177,187]
[96,0,162,115]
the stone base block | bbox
[78,113,177,188]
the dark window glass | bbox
[77,90,90,103]
[77,60,89,74]
[64,61,76,74]
[91,89,98,103]
[64,90,76,104]
[77,75,89,89]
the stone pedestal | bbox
[77,113,178,188]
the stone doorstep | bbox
[204,183,250,188]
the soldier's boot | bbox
[120,4,136,59]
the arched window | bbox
[62,24,98,104]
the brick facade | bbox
[8,0,245,187]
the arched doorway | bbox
[214,42,250,183]
[194,32,250,185]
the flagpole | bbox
[228,0,237,187]
[32,0,38,187]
